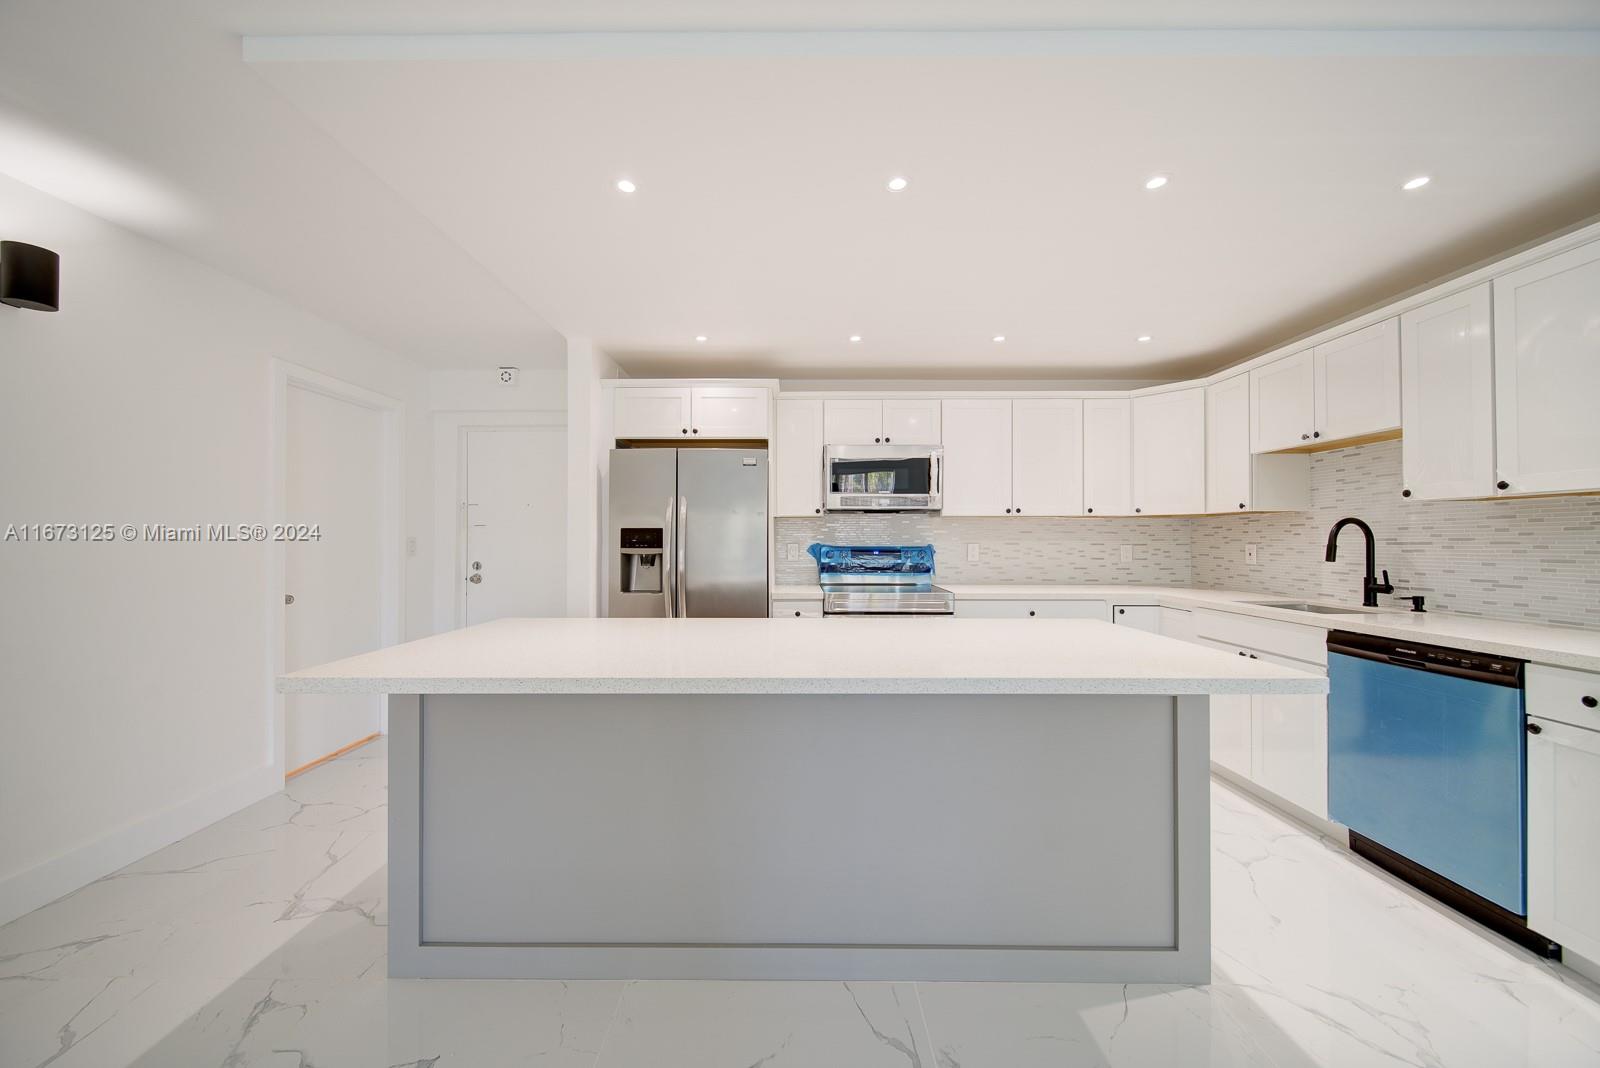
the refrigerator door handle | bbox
[662,494,677,618]
[677,495,689,617]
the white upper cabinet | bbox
[1314,317,1400,443]
[1082,399,1133,516]
[1011,399,1084,516]
[689,386,770,438]
[1132,387,1205,515]
[940,399,1013,516]
[1493,239,1600,497]
[1400,283,1495,501]
[1207,374,1310,514]
[880,400,942,445]
[614,387,693,439]
[823,399,886,444]
[1206,375,1253,513]
[1250,350,1315,452]
[772,396,825,516]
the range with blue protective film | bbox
[808,544,935,582]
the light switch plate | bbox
[1120,545,1134,564]
[967,543,981,562]
[785,543,800,561]
[1246,543,1258,565]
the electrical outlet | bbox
[496,366,520,387]
[967,543,981,562]
[1246,543,1258,565]
[785,543,800,561]
[1120,545,1134,564]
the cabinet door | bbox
[1494,240,1600,496]
[880,400,941,445]
[1082,399,1133,516]
[1528,718,1600,962]
[613,387,692,439]
[957,599,1107,619]
[772,396,825,516]
[1112,605,1161,632]
[823,399,883,444]
[941,399,1013,516]
[1250,350,1315,453]
[1198,640,1253,776]
[772,600,823,618]
[1251,651,1329,818]
[1314,317,1400,443]
[1400,284,1495,501]
[690,386,769,438]
[1132,387,1205,515]
[1159,607,1196,643]
[1206,374,1252,513]
[1011,399,1084,516]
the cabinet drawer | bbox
[957,599,1109,620]
[1193,609,1326,666]
[772,600,822,618]
[1529,664,1600,732]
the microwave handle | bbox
[929,450,942,496]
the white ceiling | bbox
[3,2,1600,379]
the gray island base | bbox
[279,618,1325,982]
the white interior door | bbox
[285,384,384,771]
[464,426,567,626]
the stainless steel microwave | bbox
[823,445,943,512]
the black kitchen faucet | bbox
[1325,517,1394,608]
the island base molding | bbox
[388,691,1211,982]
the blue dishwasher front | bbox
[1327,642,1526,915]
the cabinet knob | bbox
[1312,431,1320,439]
[1583,696,1598,709]
[1249,653,1258,659]
[814,508,822,514]
[874,437,881,443]
[1117,608,1125,615]
[1086,507,1094,514]
[1301,433,1311,441]
[692,428,699,434]
[1238,503,1246,509]
[1527,722,1543,735]
[1028,610,1036,617]
[681,428,689,434]
[794,610,802,617]
[1402,489,1412,498]
[884,437,891,443]
[1015,507,1023,514]
[1135,507,1142,514]
[1239,650,1247,656]
[1497,480,1510,491]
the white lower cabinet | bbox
[1112,604,1161,632]
[1159,607,1195,642]
[1194,616,1328,819]
[956,599,1109,620]
[1527,665,1600,967]
[772,600,822,618]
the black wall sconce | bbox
[1,241,61,312]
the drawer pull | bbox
[1583,695,1598,709]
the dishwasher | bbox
[1327,630,1559,957]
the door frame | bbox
[269,360,405,778]
[431,412,566,632]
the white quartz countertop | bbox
[278,617,1327,696]
[771,583,1600,672]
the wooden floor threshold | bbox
[286,732,381,780]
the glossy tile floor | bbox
[3,739,1600,1067]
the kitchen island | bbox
[280,617,1324,983]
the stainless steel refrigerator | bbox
[607,448,768,618]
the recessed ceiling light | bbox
[1144,175,1169,190]
[849,335,863,343]
[992,335,1006,343]
[1402,175,1431,191]
[694,335,708,343]
[615,178,637,194]
[1137,335,1152,343]
[886,176,909,192]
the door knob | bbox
[468,573,482,584]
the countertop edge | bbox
[277,676,1328,697]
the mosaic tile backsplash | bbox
[776,439,1600,630]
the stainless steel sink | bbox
[1245,600,1368,615]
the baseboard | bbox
[0,763,282,928]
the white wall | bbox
[429,367,567,632]
[564,339,624,617]
[0,173,433,924]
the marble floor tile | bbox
[3,737,1600,1067]
[594,979,934,1067]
